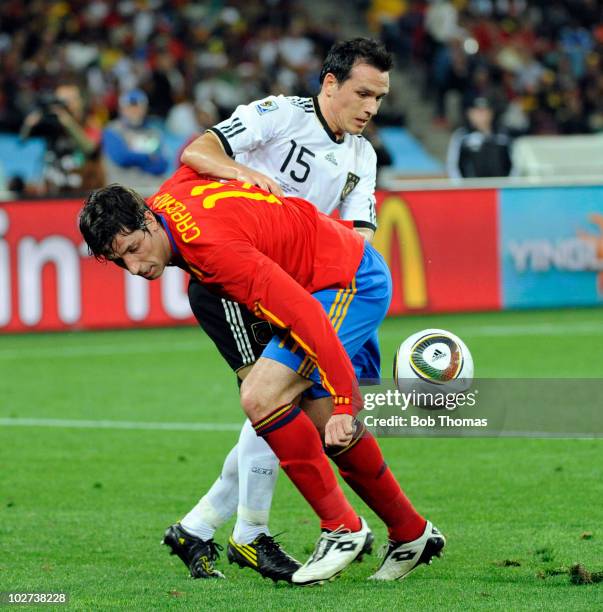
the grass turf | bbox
[1,308,602,610]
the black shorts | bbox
[188,277,275,372]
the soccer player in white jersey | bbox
[162,38,445,583]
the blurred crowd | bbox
[370,0,603,136]
[3,0,602,192]
[0,0,344,195]
[0,0,344,131]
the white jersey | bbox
[209,95,378,230]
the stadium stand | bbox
[2,0,603,191]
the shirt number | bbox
[280,140,315,183]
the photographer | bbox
[20,81,104,195]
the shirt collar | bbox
[313,96,344,144]
[158,213,180,258]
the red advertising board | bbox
[0,191,502,332]
[0,200,195,332]
[374,190,501,314]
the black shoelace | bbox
[192,540,223,562]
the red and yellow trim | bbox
[254,276,358,401]
[253,403,293,432]
[187,263,205,281]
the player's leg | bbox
[163,281,281,578]
[304,352,427,545]
[232,419,279,544]
[192,285,281,542]
[331,427,445,582]
[189,281,318,582]
[240,358,359,532]
[240,357,370,584]
[177,371,278,549]
[181,283,262,534]
[179,373,256,542]
[294,243,444,580]
[180,443,239,540]
[225,417,302,583]
[305,396,444,578]
[328,419,426,542]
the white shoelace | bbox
[309,524,352,563]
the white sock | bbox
[181,443,239,540]
[232,419,279,544]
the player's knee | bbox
[239,379,267,421]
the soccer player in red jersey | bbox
[79,167,445,585]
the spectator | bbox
[147,49,185,119]
[278,18,315,70]
[385,0,603,138]
[19,81,104,195]
[102,89,168,191]
[166,98,219,140]
[425,0,460,45]
[446,96,514,178]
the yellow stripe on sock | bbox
[255,404,292,430]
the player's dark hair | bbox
[79,184,151,260]
[319,38,393,84]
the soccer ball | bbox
[393,329,474,407]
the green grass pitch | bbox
[1,308,602,610]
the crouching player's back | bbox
[149,165,366,295]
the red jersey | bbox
[148,165,365,412]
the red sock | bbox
[254,404,360,532]
[331,426,426,542]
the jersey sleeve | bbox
[187,240,359,413]
[338,140,378,231]
[208,96,287,157]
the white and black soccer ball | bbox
[394,329,474,406]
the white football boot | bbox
[368,521,445,581]
[292,517,371,586]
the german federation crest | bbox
[340,172,360,201]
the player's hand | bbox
[325,414,354,447]
[235,167,284,198]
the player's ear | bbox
[143,209,160,231]
[323,73,338,95]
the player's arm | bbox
[340,143,378,244]
[181,131,283,196]
[354,226,375,242]
[181,98,286,196]
[188,241,359,413]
